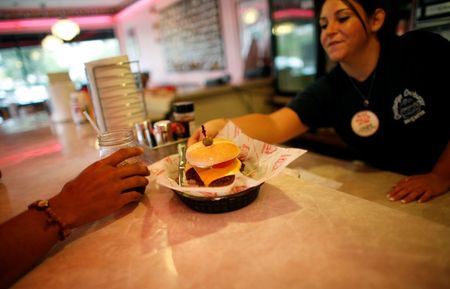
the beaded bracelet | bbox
[28,200,71,240]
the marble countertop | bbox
[1,116,449,289]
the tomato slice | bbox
[212,159,234,169]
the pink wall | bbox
[114,0,244,86]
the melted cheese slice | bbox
[190,158,241,186]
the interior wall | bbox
[114,0,244,87]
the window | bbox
[0,36,120,110]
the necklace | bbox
[347,69,380,137]
[348,70,377,107]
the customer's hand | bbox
[387,173,450,203]
[49,147,150,229]
[188,118,228,146]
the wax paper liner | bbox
[148,121,307,197]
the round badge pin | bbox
[351,110,379,137]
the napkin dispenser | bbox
[85,55,148,133]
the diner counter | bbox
[1,116,449,289]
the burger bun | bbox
[186,138,240,168]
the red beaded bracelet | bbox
[28,200,71,240]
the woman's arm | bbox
[0,147,150,288]
[188,107,308,146]
[388,141,450,203]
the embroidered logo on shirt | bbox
[392,89,426,124]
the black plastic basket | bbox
[173,185,261,214]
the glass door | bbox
[270,0,319,96]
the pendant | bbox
[363,99,369,107]
[351,110,379,137]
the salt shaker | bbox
[153,120,173,146]
[134,120,155,147]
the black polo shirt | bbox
[287,30,450,174]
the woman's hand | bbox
[188,118,228,146]
[49,147,150,228]
[387,173,450,203]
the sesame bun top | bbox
[186,138,240,168]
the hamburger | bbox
[185,138,243,187]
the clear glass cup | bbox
[98,128,146,194]
[98,128,137,158]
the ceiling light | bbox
[272,23,295,35]
[41,35,63,50]
[242,8,260,25]
[51,18,80,41]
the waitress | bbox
[189,0,450,203]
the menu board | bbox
[160,0,225,72]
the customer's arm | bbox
[0,147,150,288]
[188,107,308,146]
